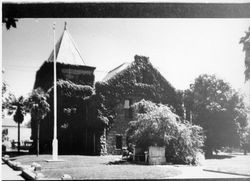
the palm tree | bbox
[27,88,50,156]
[12,96,25,153]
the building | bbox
[2,116,31,151]
[30,23,107,155]
[96,55,183,154]
[31,24,183,155]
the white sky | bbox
[2,18,250,98]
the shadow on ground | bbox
[203,169,250,177]
[2,151,30,160]
[205,154,234,160]
[107,159,149,165]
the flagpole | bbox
[52,22,58,161]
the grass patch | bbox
[9,154,181,179]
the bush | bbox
[126,100,204,165]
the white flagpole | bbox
[52,22,58,161]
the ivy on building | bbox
[31,80,109,155]
[34,62,95,91]
[95,55,184,121]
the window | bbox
[124,99,133,119]
[124,100,130,109]
[116,135,122,149]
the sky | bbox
[2,18,250,98]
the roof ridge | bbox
[108,62,128,73]
[47,30,64,61]
[102,62,131,82]
[47,27,86,66]
[66,30,86,65]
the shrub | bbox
[126,100,204,165]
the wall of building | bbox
[106,97,140,154]
[97,56,183,155]
[106,102,129,154]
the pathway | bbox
[1,160,24,180]
[171,165,249,179]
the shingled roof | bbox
[47,22,85,66]
[102,62,130,82]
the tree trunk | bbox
[205,147,213,158]
[18,122,20,153]
[93,132,95,155]
[243,144,247,155]
[37,121,40,157]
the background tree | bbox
[240,126,250,155]
[2,80,15,117]
[27,88,50,156]
[11,96,25,153]
[184,74,248,157]
[239,26,250,81]
[126,99,204,165]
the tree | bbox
[185,74,248,157]
[239,26,250,81]
[240,127,250,155]
[12,96,25,153]
[2,17,18,30]
[126,99,204,165]
[2,81,15,117]
[27,88,50,156]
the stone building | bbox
[31,24,108,155]
[97,55,183,154]
[31,24,183,155]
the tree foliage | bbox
[239,26,250,81]
[240,126,250,153]
[2,17,18,30]
[27,88,50,121]
[184,74,248,156]
[126,100,204,165]
[2,81,15,117]
[11,96,26,152]
[26,88,50,156]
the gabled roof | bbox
[102,62,130,82]
[47,23,85,66]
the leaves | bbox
[27,88,50,121]
[185,74,248,152]
[126,100,204,165]
[2,17,18,30]
[239,26,250,81]
[13,105,24,124]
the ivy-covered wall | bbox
[95,55,183,154]
[33,61,95,91]
[30,80,109,155]
[31,62,110,155]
